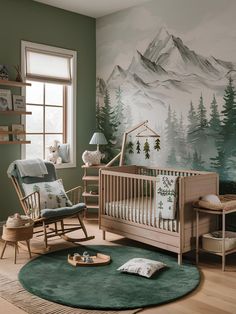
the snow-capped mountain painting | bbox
[96,0,236,189]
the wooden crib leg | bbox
[178,253,182,265]
[102,230,106,240]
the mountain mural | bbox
[96,26,236,186]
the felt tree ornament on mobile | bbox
[143,139,150,159]
[136,140,141,154]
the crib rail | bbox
[100,166,212,233]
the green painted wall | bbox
[0,0,96,220]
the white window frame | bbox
[21,41,77,168]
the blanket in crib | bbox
[156,175,179,219]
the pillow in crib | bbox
[117,258,166,278]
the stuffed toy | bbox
[47,140,62,164]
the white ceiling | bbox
[33,0,150,18]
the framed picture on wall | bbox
[13,95,26,111]
[0,89,12,111]
[0,126,9,141]
[12,124,25,141]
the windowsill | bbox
[55,162,76,169]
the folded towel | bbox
[7,159,48,178]
[156,175,179,220]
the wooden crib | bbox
[99,165,219,264]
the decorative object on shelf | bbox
[12,124,25,141]
[0,65,9,80]
[47,140,62,164]
[89,132,108,151]
[143,139,150,159]
[13,95,26,111]
[14,64,23,82]
[0,126,9,141]
[0,89,12,111]
[82,132,107,166]
[82,150,104,166]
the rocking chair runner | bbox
[8,161,94,249]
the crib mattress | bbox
[105,197,177,232]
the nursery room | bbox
[0,0,236,313]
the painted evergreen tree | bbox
[167,147,177,167]
[220,76,236,155]
[197,93,208,129]
[165,105,173,145]
[192,150,205,171]
[211,77,236,180]
[114,86,127,146]
[209,94,221,134]
[187,101,198,148]
[98,88,118,163]
[193,94,209,154]
[177,113,187,164]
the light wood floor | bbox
[0,218,236,314]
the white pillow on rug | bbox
[22,180,72,210]
[117,258,166,278]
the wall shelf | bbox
[0,111,32,115]
[0,79,31,87]
[0,141,31,145]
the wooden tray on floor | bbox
[68,253,111,267]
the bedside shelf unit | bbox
[195,206,236,271]
[0,79,31,145]
[82,164,106,219]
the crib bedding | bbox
[105,197,177,232]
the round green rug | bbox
[18,245,200,310]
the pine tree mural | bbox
[113,87,126,147]
[167,147,177,166]
[187,101,198,148]
[209,94,221,134]
[192,150,205,171]
[97,88,118,163]
[197,93,208,129]
[211,77,236,180]
[177,113,187,165]
[193,94,209,154]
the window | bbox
[21,41,77,168]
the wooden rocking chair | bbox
[8,161,94,250]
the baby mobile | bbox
[126,121,160,160]
[106,120,160,167]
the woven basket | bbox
[2,224,33,242]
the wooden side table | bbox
[1,224,33,263]
[195,207,236,271]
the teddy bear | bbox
[47,140,62,164]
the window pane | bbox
[26,81,44,104]
[45,83,63,106]
[45,135,63,160]
[45,107,63,133]
[26,135,43,159]
[26,105,43,133]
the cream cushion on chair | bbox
[22,179,72,210]
[117,258,166,278]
